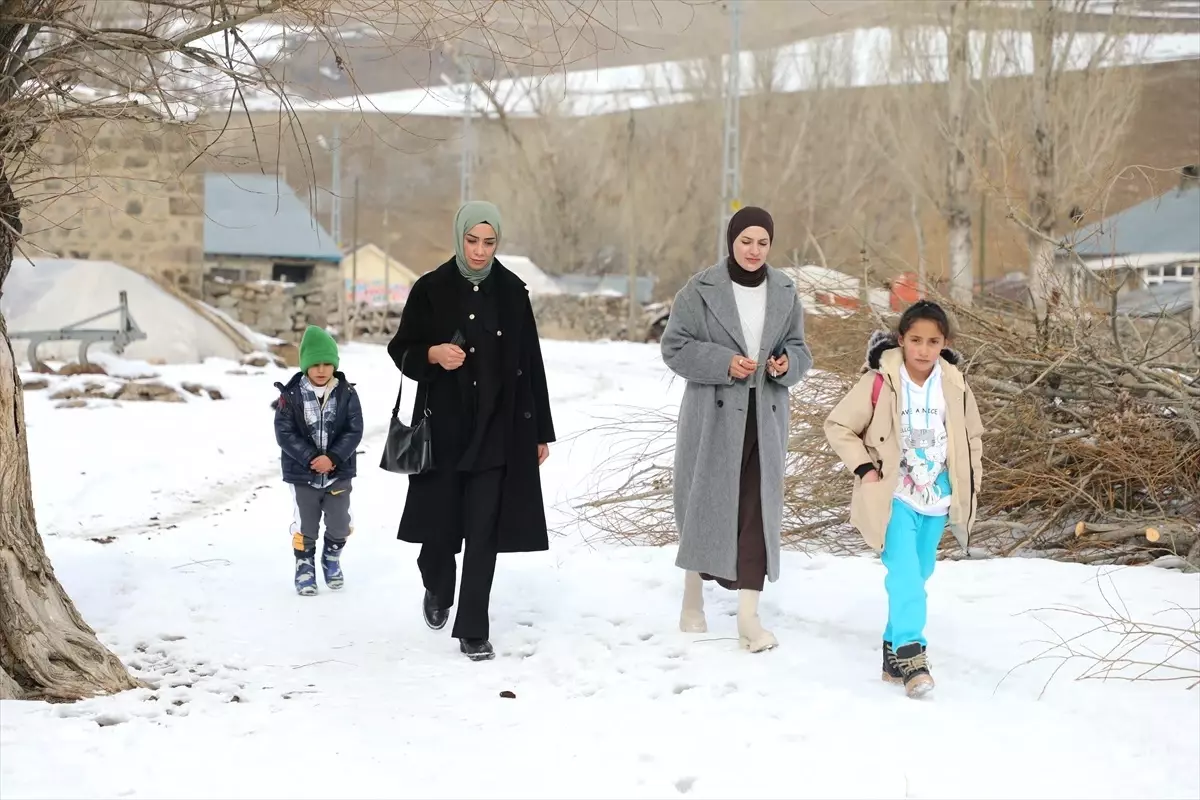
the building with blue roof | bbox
[202,172,342,285]
[1066,175,1199,291]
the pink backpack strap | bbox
[870,372,884,407]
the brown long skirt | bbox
[701,389,767,592]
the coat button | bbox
[717,400,724,408]
[524,411,532,419]
[497,330,503,336]
[473,286,479,292]
[772,404,777,412]
[469,314,475,320]
[516,369,523,376]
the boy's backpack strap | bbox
[870,371,884,407]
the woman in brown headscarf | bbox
[660,207,812,652]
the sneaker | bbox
[882,641,904,684]
[322,541,345,590]
[459,638,495,662]
[894,642,934,698]
[294,553,318,596]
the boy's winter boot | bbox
[882,641,904,684]
[322,540,345,590]
[679,570,708,633]
[894,642,934,698]
[294,549,318,596]
[736,589,778,653]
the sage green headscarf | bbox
[453,200,502,285]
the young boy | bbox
[273,326,364,596]
[823,301,984,698]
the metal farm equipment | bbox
[11,291,147,369]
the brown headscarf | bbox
[726,206,774,287]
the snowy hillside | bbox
[245,25,1200,119]
[2,341,1198,799]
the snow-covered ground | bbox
[3,341,1199,799]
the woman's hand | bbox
[537,443,550,466]
[729,354,757,380]
[861,469,881,484]
[428,343,466,370]
[767,353,788,378]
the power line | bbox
[717,0,743,261]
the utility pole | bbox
[459,55,473,205]
[717,0,743,262]
[349,176,359,342]
[383,183,391,323]
[351,176,360,304]
[625,111,638,340]
[330,124,342,248]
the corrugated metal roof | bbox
[203,173,341,262]
[1071,184,1200,257]
[1115,281,1195,318]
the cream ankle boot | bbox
[737,589,778,652]
[679,571,708,633]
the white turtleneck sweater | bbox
[732,282,768,359]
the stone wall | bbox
[25,121,208,295]
[531,294,666,342]
[339,294,668,344]
[203,266,341,343]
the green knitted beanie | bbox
[299,326,339,373]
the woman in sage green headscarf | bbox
[388,201,556,662]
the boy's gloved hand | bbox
[310,455,334,474]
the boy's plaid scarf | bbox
[300,376,339,489]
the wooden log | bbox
[1144,526,1196,544]
[1146,528,1200,556]
[1075,521,1151,542]
[1187,536,1200,570]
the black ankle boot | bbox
[459,638,495,661]
[423,590,448,630]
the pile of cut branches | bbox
[576,299,1200,568]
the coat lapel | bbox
[695,264,748,354]
[760,267,796,357]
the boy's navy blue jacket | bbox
[272,371,364,485]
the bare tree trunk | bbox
[625,112,639,340]
[1029,0,1058,315]
[946,0,974,305]
[1192,267,1199,334]
[0,172,141,702]
[911,191,927,293]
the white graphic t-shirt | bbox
[894,362,952,516]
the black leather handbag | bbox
[379,374,434,476]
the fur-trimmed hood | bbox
[862,330,961,373]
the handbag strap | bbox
[391,379,405,418]
[393,350,430,420]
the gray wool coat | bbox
[661,263,813,584]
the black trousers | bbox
[417,468,504,640]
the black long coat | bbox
[387,258,556,554]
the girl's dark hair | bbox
[898,299,952,339]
